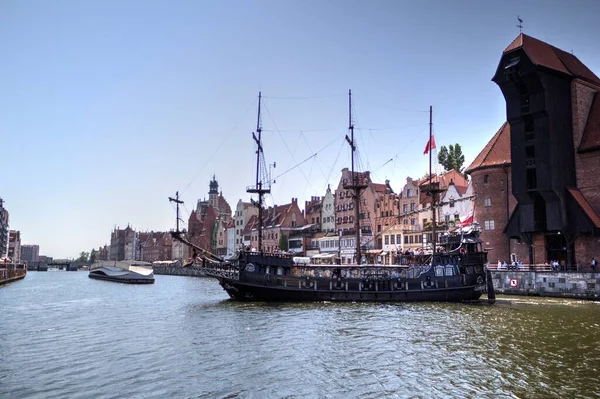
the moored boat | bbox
[171,91,490,302]
[89,260,155,284]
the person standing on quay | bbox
[592,258,597,273]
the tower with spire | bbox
[209,174,219,209]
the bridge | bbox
[27,260,91,272]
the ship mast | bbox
[428,105,441,254]
[343,89,368,265]
[168,191,184,233]
[247,92,270,252]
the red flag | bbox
[423,135,436,155]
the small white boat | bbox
[89,260,155,284]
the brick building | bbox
[304,196,323,230]
[249,198,306,253]
[491,33,600,268]
[466,122,528,264]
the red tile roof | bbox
[579,92,600,152]
[568,188,600,228]
[504,34,600,85]
[466,122,511,173]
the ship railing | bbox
[190,259,240,280]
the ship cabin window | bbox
[435,266,444,277]
[266,266,271,274]
[445,266,454,276]
[277,267,283,276]
[466,266,474,274]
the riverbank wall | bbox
[491,271,600,300]
[152,265,206,277]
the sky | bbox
[2,0,599,258]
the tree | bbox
[278,233,289,251]
[78,251,89,262]
[89,250,97,263]
[437,144,465,173]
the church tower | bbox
[209,175,219,209]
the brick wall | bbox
[571,79,600,212]
[470,166,528,263]
[574,236,600,270]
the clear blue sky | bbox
[2,0,599,258]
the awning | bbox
[380,252,388,256]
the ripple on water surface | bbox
[1,272,600,398]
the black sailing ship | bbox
[171,91,491,302]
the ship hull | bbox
[217,277,484,302]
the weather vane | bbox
[517,15,523,33]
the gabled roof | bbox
[503,33,600,85]
[466,122,511,174]
[243,215,257,234]
[567,188,600,228]
[370,183,389,194]
[579,92,600,152]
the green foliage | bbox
[78,251,89,262]
[278,233,289,251]
[89,250,97,263]
[437,143,465,173]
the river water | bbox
[1,272,599,398]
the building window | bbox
[377,225,381,232]
[404,219,408,225]
[390,235,395,245]
[410,218,415,225]
[445,215,450,223]
[410,203,415,211]
[396,234,401,244]
[484,175,489,184]
[407,189,412,197]
[385,235,389,245]
[484,198,491,207]
[404,236,409,244]
[403,204,408,213]
[484,220,495,230]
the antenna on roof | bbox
[517,15,523,33]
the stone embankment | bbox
[490,271,599,300]
[152,265,206,277]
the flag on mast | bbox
[423,135,436,155]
